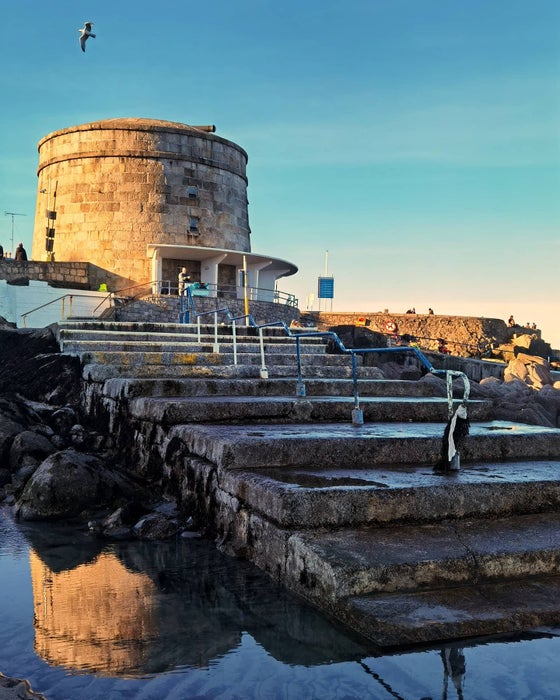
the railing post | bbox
[351,352,364,425]
[213,311,219,353]
[258,327,268,379]
[295,336,305,396]
[232,320,238,365]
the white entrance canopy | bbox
[147,244,298,302]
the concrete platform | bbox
[127,394,493,425]
[167,421,560,470]
[219,460,560,527]
[341,576,560,647]
[99,377,436,400]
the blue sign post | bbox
[318,276,334,299]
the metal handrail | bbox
[182,293,471,423]
[160,279,297,306]
[20,293,112,328]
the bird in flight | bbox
[78,22,96,52]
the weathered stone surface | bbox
[0,673,46,700]
[133,512,179,540]
[0,328,81,404]
[9,430,56,472]
[504,353,553,389]
[16,448,118,521]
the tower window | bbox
[187,186,198,199]
[189,217,199,233]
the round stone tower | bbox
[32,118,251,285]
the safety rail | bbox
[20,293,113,328]
[180,290,471,427]
[162,280,297,307]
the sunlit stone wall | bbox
[32,118,250,285]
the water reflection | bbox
[21,517,367,677]
[1,508,560,700]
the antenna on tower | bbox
[4,211,26,256]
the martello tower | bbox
[32,118,295,294]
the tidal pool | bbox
[1,506,559,699]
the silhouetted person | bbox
[14,243,27,261]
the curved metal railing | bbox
[182,288,471,427]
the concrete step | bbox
[58,328,327,345]
[57,320,302,338]
[99,377,445,400]
[166,421,560,471]
[76,350,358,367]
[82,362,393,382]
[61,340,326,355]
[283,513,560,601]
[126,395,493,425]
[218,460,560,528]
[340,575,560,647]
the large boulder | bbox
[16,448,122,521]
[504,353,553,390]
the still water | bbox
[1,506,559,700]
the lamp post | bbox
[4,211,26,256]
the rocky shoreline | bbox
[1,321,560,700]
[0,674,46,700]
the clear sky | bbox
[1,1,559,347]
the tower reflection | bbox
[30,549,157,675]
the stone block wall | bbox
[114,297,298,326]
[32,118,251,286]
[312,311,513,356]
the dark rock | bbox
[9,429,56,472]
[0,327,81,404]
[16,448,121,521]
[133,511,179,540]
[48,407,78,436]
[0,672,46,699]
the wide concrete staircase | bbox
[58,319,560,649]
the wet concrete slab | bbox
[128,395,492,425]
[287,512,560,599]
[218,460,560,528]
[168,421,560,470]
[341,576,560,647]
[103,377,438,400]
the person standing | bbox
[14,243,27,261]
[0,243,3,259]
[177,267,191,295]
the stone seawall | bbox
[312,311,539,356]
[0,259,129,292]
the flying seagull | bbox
[78,22,96,52]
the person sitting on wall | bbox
[507,315,516,327]
[177,267,191,295]
[14,243,27,261]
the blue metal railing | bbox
[180,291,471,426]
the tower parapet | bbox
[32,118,254,287]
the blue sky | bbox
[1,1,559,346]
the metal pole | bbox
[243,255,249,317]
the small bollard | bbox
[260,367,269,379]
[351,408,364,426]
[296,380,306,397]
